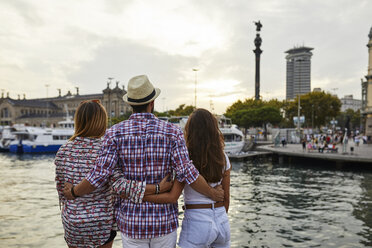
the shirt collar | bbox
[129,112,156,120]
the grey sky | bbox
[0,0,371,113]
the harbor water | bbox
[0,153,371,247]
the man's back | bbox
[99,113,198,239]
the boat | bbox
[217,116,245,154]
[9,126,74,153]
[158,115,245,155]
[167,116,189,130]
[8,104,75,153]
[0,124,27,152]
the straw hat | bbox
[123,75,161,105]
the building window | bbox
[1,108,10,118]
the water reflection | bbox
[229,158,372,248]
[0,154,371,247]
[353,172,372,247]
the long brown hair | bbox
[184,108,225,183]
[69,100,108,141]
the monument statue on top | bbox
[255,21,263,32]
[253,21,263,101]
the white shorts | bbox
[121,230,177,248]
[178,206,230,248]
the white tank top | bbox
[183,153,231,204]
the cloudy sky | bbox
[0,0,371,114]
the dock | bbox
[227,151,273,161]
[257,143,372,166]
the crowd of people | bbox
[301,131,367,153]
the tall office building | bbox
[285,46,314,100]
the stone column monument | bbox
[254,21,263,101]
[363,26,372,141]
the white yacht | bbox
[217,116,245,154]
[167,116,189,130]
[160,115,245,154]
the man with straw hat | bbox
[64,75,224,247]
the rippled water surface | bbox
[0,153,371,247]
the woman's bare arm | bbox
[142,180,185,204]
[221,168,231,213]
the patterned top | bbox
[86,113,200,239]
[55,137,145,248]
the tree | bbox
[336,109,361,131]
[168,104,195,116]
[111,112,131,125]
[282,91,341,128]
[225,98,283,135]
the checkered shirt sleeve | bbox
[110,165,146,204]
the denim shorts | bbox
[178,203,230,248]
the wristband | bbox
[155,184,160,194]
[71,186,79,198]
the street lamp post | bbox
[45,84,50,127]
[192,68,198,108]
[107,77,113,127]
[297,59,303,135]
[162,97,166,112]
[311,105,314,129]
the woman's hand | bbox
[159,174,173,193]
[210,184,224,202]
[63,182,74,200]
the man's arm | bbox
[64,170,173,201]
[112,166,173,203]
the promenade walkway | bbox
[258,142,372,165]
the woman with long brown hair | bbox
[144,108,231,247]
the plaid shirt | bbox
[86,113,199,239]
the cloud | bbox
[0,0,371,113]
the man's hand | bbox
[210,185,224,202]
[63,182,75,200]
[159,174,173,193]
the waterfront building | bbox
[340,95,362,112]
[313,88,322,92]
[0,82,131,127]
[361,26,372,139]
[285,46,314,100]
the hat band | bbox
[128,89,156,103]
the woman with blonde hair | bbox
[55,100,170,248]
[144,108,231,248]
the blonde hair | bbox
[69,100,108,141]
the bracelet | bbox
[71,186,79,198]
[155,184,160,194]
